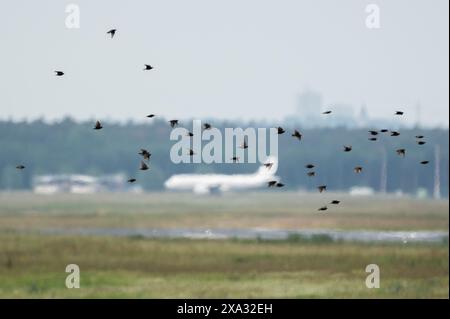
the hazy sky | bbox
[0,0,448,127]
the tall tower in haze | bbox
[380,147,387,193]
[434,144,441,200]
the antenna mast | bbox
[433,144,441,199]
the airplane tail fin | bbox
[257,156,278,176]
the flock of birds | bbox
[14,28,431,212]
[263,110,430,211]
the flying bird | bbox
[268,181,278,187]
[318,206,328,211]
[169,120,179,128]
[263,162,274,170]
[127,178,137,183]
[203,123,212,130]
[322,111,332,115]
[390,131,400,137]
[330,200,340,205]
[16,165,25,170]
[420,161,429,165]
[395,111,404,115]
[54,71,64,76]
[317,185,327,193]
[275,183,284,188]
[396,149,406,157]
[415,135,425,139]
[368,137,377,141]
[417,141,426,145]
[305,164,315,169]
[307,171,316,177]
[93,121,103,130]
[107,29,117,38]
[186,131,194,137]
[144,64,154,70]
[146,114,155,118]
[343,145,352,152]
[380,129,389,133]
[277,127,285,134]
[354,166,363,174]
[138,149,151,161]
[292,130,302,141]
[368,130,378,136]
[139,161,149,171]
[240,140,248,149]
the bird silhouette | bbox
[420,161,429,165]
[305,164,315,169]
[292,130,302,140]
[93,121,103,130]
[54,71,64,76]
[127,178,136,183]
[415,135,425,139]
[368,130,378,136]
[417,141,426,145]
[380,129,389,133]
[169,120,179,128]
[354,166,363,174]
[322,111,332,115]
[307,171,316,177]
[277,127,285,134]
[317,185,327,193]
[396,149,406,157]
[395,111,404,115]
[276,183,284,188]
[239,139,248,149]
[343,145,352,152]
[138,149,151,161]
[107,29,117,38]
[146,114,155,118]
[330,200,340,205]
[318,206,328,211]
[267,181,278,187]
[186,131,194,137]
[144,64,153,70]
[391,131,400,137]
[203,123,212,130]
[368,137,377,141]
[139,161,149,171]
[263,162,274,170]
[16,165,25,170]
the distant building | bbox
[349,186,375,196]
[293,89,357,128]
[289,89,415,129]
[33,174,141,194]
[294,90,323,128]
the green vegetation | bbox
[0,234,447,298]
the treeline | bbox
[0,118,448,196]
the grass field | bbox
[0,192,448,298]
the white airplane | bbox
[164,157,279,194]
